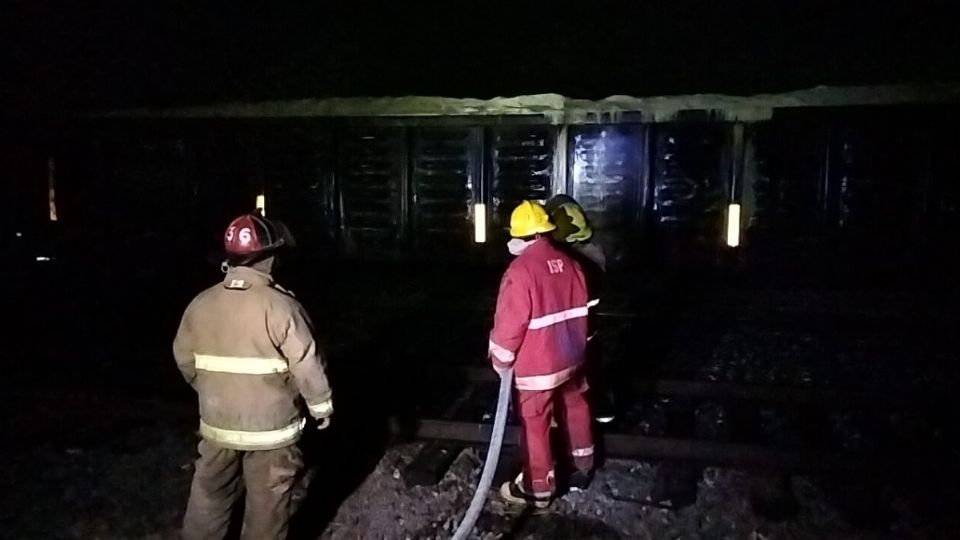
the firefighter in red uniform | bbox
[490,201,595,508]
[173,212,333,539]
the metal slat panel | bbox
[570,125,643,264]
[260,128,335,255]
[491,127,555,236]
[828,126,916,235]
[746,123,779,232]
[653,124,727,230]
[337,129,405,259]
[411,128,478,258]
[744,120,822,239]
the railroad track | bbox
[404,366,953,479]
[413,419,873,473]
[452,365,946,409]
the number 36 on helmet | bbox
[223,212,291,265]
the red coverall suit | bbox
[489,237,595,497]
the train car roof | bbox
[94,83,960,123]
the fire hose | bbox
[450,368,513,540]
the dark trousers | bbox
[182,439,303,540]
[585,331,613,408]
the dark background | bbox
[2,1,959,113]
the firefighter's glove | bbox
[316,417,331,431]
[492,362,511,378]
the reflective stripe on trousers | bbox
[515,365,579,391]
[516,471,554,498]
[572,445,595,457]
[199,418,306,450]
[195,354,289,375]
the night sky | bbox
[2,1,959,113]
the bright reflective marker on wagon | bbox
[726,203,741,247]
[474,203,486,243]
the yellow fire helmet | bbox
[509,200,557,238]
[551,202,593,243]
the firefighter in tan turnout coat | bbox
[173,212,333,539]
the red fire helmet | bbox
[223,212,287,263]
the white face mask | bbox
[507,238,535,256]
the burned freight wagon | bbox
[4,84,960,285]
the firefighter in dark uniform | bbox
[546,195,615,424]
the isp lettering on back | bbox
[547,259,565,274]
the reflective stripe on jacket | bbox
[173,266,333,451]
[489,238,590,391]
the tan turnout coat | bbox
[173,266,332,451]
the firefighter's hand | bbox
[316,417,331,431]
[492,362,511,377]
